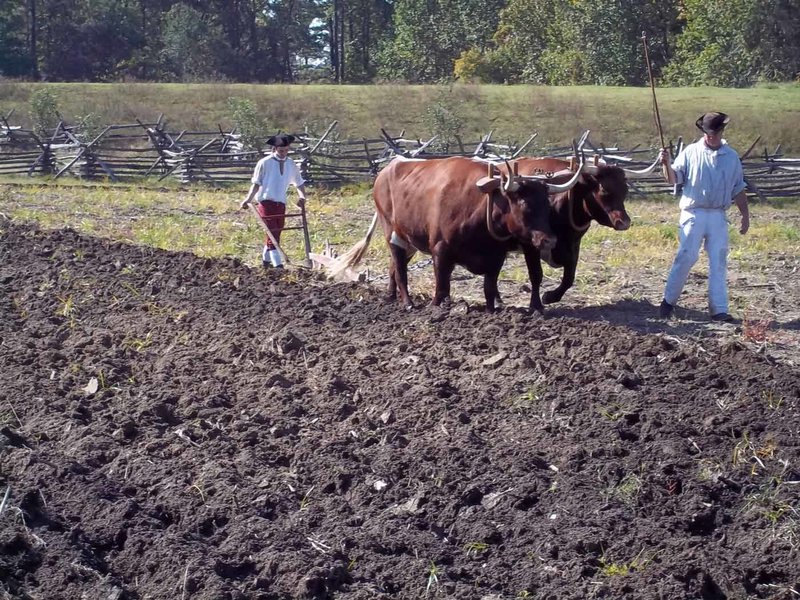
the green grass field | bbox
[2,82,799,152]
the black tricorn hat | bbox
[266,133,295,147]
[695,112,730,133]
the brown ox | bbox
[510,154,659,305]
[331,156,581,312]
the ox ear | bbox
[476,176,500,193]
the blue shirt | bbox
[671,139,746,210]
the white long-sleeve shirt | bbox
[671,139,746,210]
[251,154,305,204]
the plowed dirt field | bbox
[1,218,799,600]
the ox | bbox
[331,155,582,312]
[510,154,661,305]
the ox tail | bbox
[327,211,379,279]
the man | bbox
[658,111,750,322]
[241,134,307,269]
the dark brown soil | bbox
[2,218,799,600]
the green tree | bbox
[0,0,31,77]
[161,4,225,81]
[29,87,59,136]
[35,0,143,81]
[262,0,325,82]
[750,0,800,81]
[485,0,557,83]
[328,0,393,82]
[422,86,464,151]
[375,0,443,81]
[227,97,271,152]
[662,0,759,86]
[576,0,677,86]
[474,0,678,85]
[536,5,586,85]
[376,0,504,82]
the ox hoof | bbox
[542,291,561,305]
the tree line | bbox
[1,0,799,86]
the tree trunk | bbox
[28,0,39,79]
[328,13,338,82]
[336,0,345,82]
[362,7,370,76]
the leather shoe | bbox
[659,299,674,318]
[711,312,734,323]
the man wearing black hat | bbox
[241,134,307,268]
[657,111,750,322]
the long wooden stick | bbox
[247,202,289,265]
[641,32,666,149]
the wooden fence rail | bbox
[3,117,800,198]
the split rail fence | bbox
[2,112,800,199]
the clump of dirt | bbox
[1,219,799,600]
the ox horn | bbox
[572,130,591,161]
[543,154,584,194]
[621,153,662,179]
[514,155,586,193]
[577,130,591,153]
[502,159,520,192]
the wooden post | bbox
[309,120,338,154]
[511,133,538,159]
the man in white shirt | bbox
[241,134,307,268]
[658,112,750,322]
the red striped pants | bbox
[255,200,286,250]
